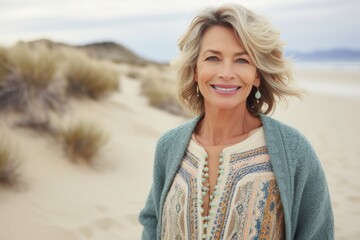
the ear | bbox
[194,66,198,82]
[254,71,261,87]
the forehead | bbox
[199,25,244,52]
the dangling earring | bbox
[255,87,261,104]
[196,85,200,97]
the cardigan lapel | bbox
[157,115,201,237]
[260,114,292,240]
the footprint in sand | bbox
[94,204,107,212]
[79,217,122,238]
[78,205,122,238]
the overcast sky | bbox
[1,0,359,62]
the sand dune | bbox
[0,76,184,240]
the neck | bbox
[195,105,261,146]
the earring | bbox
[255,87,261,104]
[196,85,200,97]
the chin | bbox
[206,101,247,112]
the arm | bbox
[293,137,334,240]
[138,119,195,239]
[139,135,167,240]
[139,185,158,240]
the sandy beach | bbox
[0,66,359,239]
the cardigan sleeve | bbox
[139,134,168,240]
[139,184,158,240]
[291,133,334,240]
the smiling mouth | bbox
[211,85,241,93]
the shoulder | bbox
[153,116,200,164]
[261,114,319,170]
[261,114,312,149]
[152,116,200,178]
[156,116,200,150]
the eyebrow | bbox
[203,49,248,56]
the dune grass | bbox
[0,44,65,112]
[0,43,119,114]
[140,66,186,115]
[0,73,28,111]
[126,69,143,80]
[0,47,10,81]
[7,44,57,89]
[60,121,108,165]
[0,140,21,189]
[0,47,26,111]
[15,111,55,135]
[64,52,119,99]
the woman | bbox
[139,3,334,240]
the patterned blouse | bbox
[161,127,285,240]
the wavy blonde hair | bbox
[172,3,302,116]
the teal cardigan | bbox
[139,115,334,239]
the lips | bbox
[211,84,241,94]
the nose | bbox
[218,61,236,80]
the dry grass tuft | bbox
[0,47,27,110]
[15,112,55,135]
[0,77,28,111]
[60,121,108,165]
[0,44,66,112]
[1,44,119,114]
[0,46,10,82]
[64,51,119,99]
[0,140,21,189]
[126,69,143,80]
[7,43,57,88]
[141,66,186,116]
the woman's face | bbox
[195,25,259,112]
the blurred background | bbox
[0,0,359,239]
[2,0,360,62]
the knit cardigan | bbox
[139,114,334,240]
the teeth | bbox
[213,86,239,92]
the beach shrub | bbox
[15,111,55,135]
[0,74,28,111]
[126,69,143,80]
[7,44,57,88]
[64,52,119,99]
[0,44,65,113]
[141,66,186,115]
[60,121,108,165]
[0,47,10,81]
[0,47,26,111]
[0,140,21,189]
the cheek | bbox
[241,69,258,85]
[196,67,210,82]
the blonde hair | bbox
[173,3,302,116]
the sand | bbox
[0,67,359,239]
[0,77,184,240]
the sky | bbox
[1,0,359,62]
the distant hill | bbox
[78,42,153,65]
[18,39,71,49]
[17,39,158,65]
[286,49,360,61]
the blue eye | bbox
[205,56,219,61]
[236,58,249,63]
